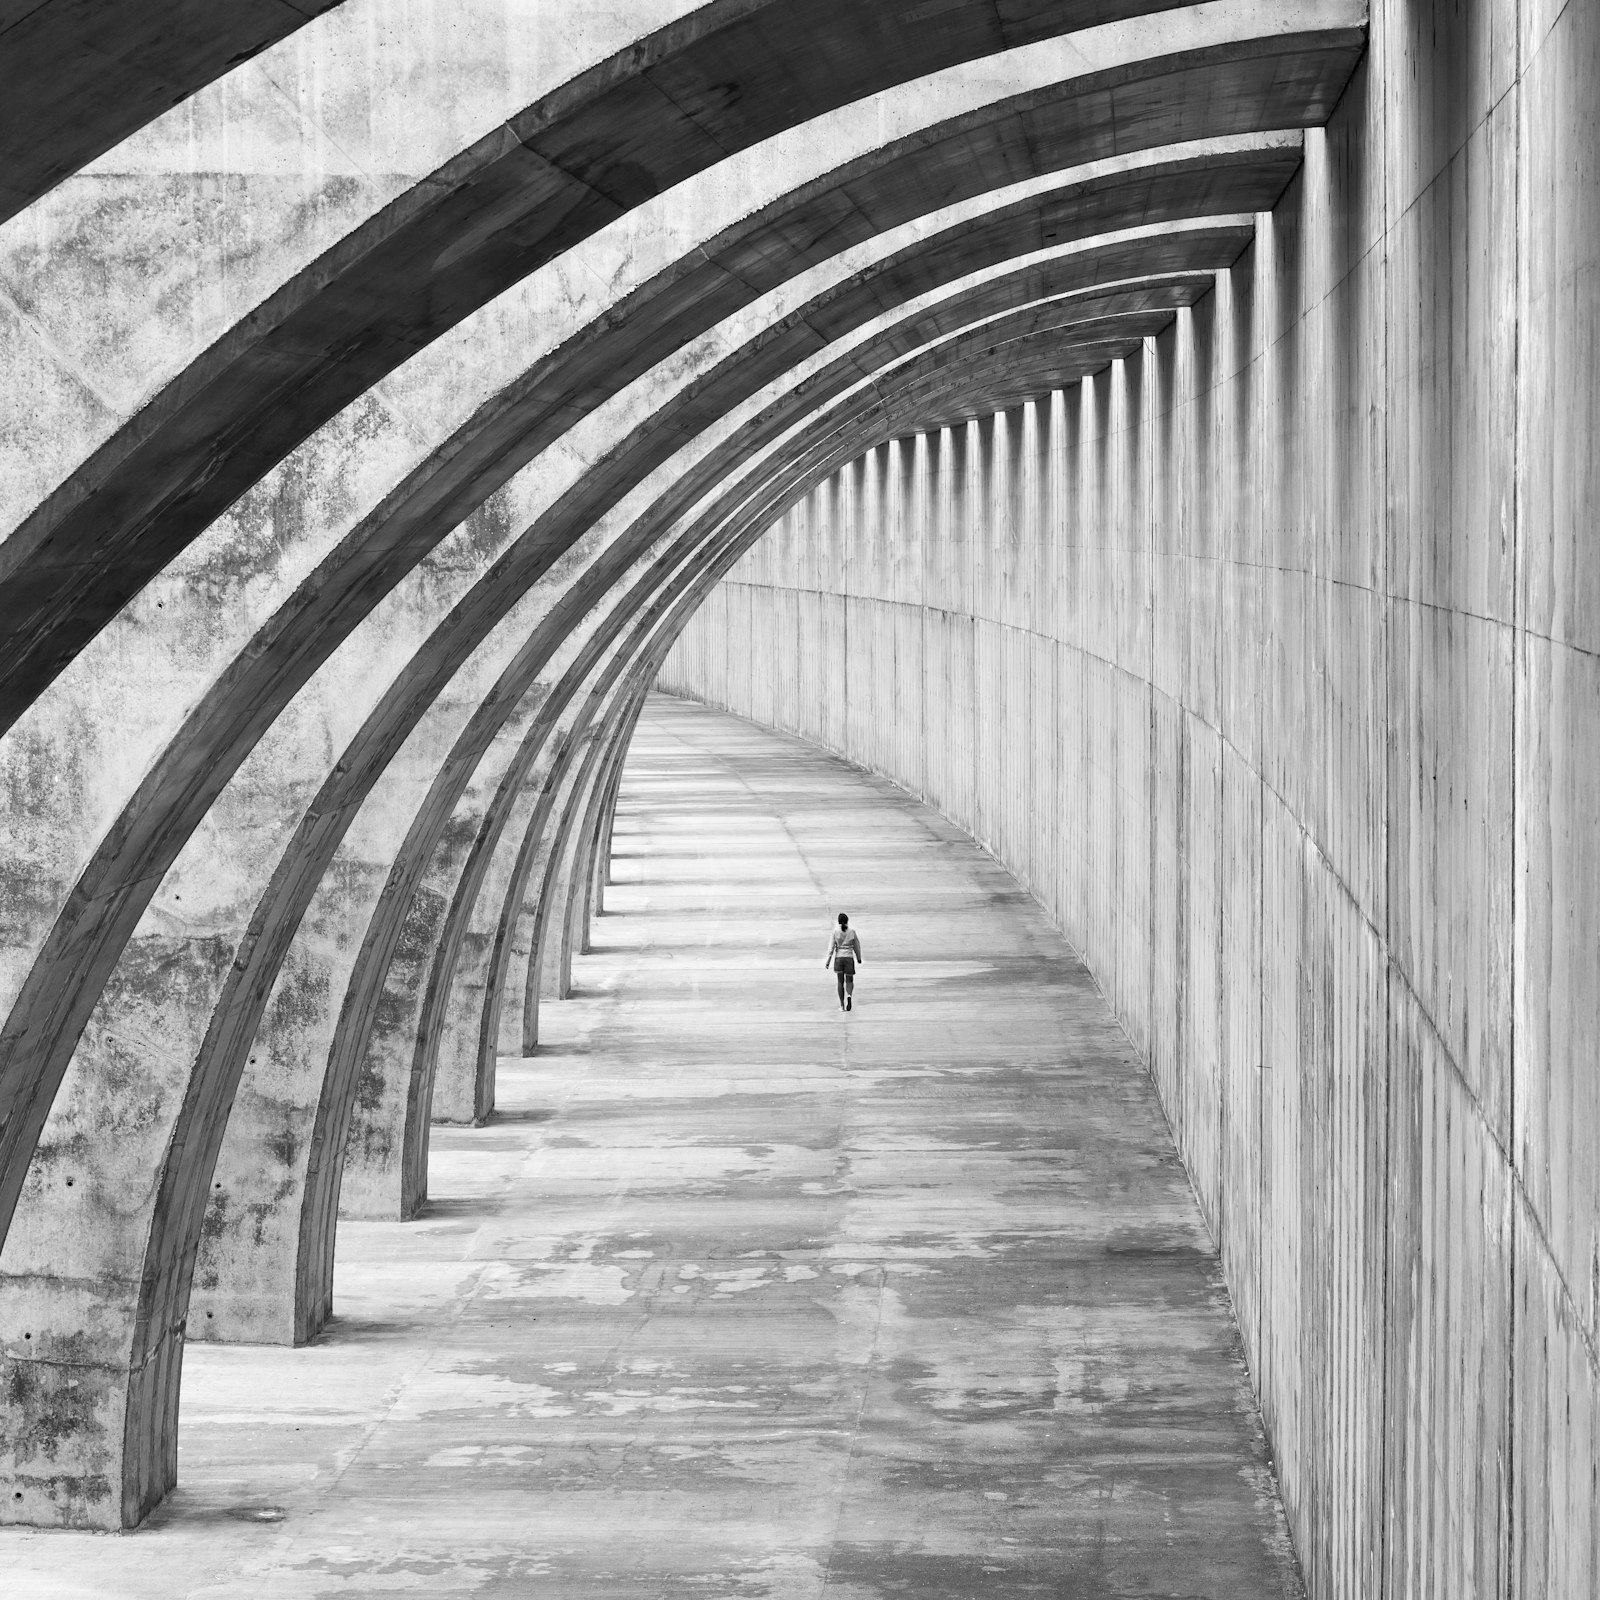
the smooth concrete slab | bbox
[2,694,1300,1596]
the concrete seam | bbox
[1377,25,1394,1591]
[1506,4,1524,1590]
[818,1263,888,1596]
[254,55,381,183]
[0,280,123,414]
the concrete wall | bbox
[659,8,1600,1595]
[6,3,1374,1525]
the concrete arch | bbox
[563,693,653,966]
[0,287,1162,1526]
[0,0,1320,721]
[358,285,1198,1113]
[331,481,780,1246]
[6,4,1596,1597]
[368,228,1268,1107]
[479,347,1109,1064]
[0,45,1351,1046]
[0,0,346,226]
[0,236,1199,1533]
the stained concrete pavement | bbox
[6,694,1300,1597]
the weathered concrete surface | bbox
[0,695,1302,1595]
[4,0,1329,720]
[661,9,1600,1589]
[198,454,782,1352]
[0,0,710,579]
[0,16,1357,1129]
[0,467,764,1517]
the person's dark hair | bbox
[838,912,848,927]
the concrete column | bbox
[583,697,652,939]
[553,692,657,994]
[590,747,631,918]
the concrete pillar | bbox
[580,698,649,938]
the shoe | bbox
[846,995,852,1011]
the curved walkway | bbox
[7,694,1300,1597]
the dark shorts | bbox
[833,957,856,974]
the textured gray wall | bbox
[659,14,1600,1596]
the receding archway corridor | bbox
[4,3,1598,1586]
[8,696,1298,1597]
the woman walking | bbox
[825,911,862,1011]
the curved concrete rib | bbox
[260,311,1103,1354]
[280,449,797,1339]
[246,257,1245,1140]
[0,0,1292,721]
[476,346,1124,1106]
[500,554,787,1076]
[307,184,1278,1220]
[0,0,348,226]
[375,282,1231,1155]
[471,273,1193,1081]
[398,574,717,1169]
[347,458,833,1225]
[585,723,636,922]
[254,217,1256,1180]
[565,695,651,965]
[521,690,654,1019]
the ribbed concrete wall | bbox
[659,13,1600,1597]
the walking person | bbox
[825,911,862,1011]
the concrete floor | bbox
[7,695,1302,1598]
